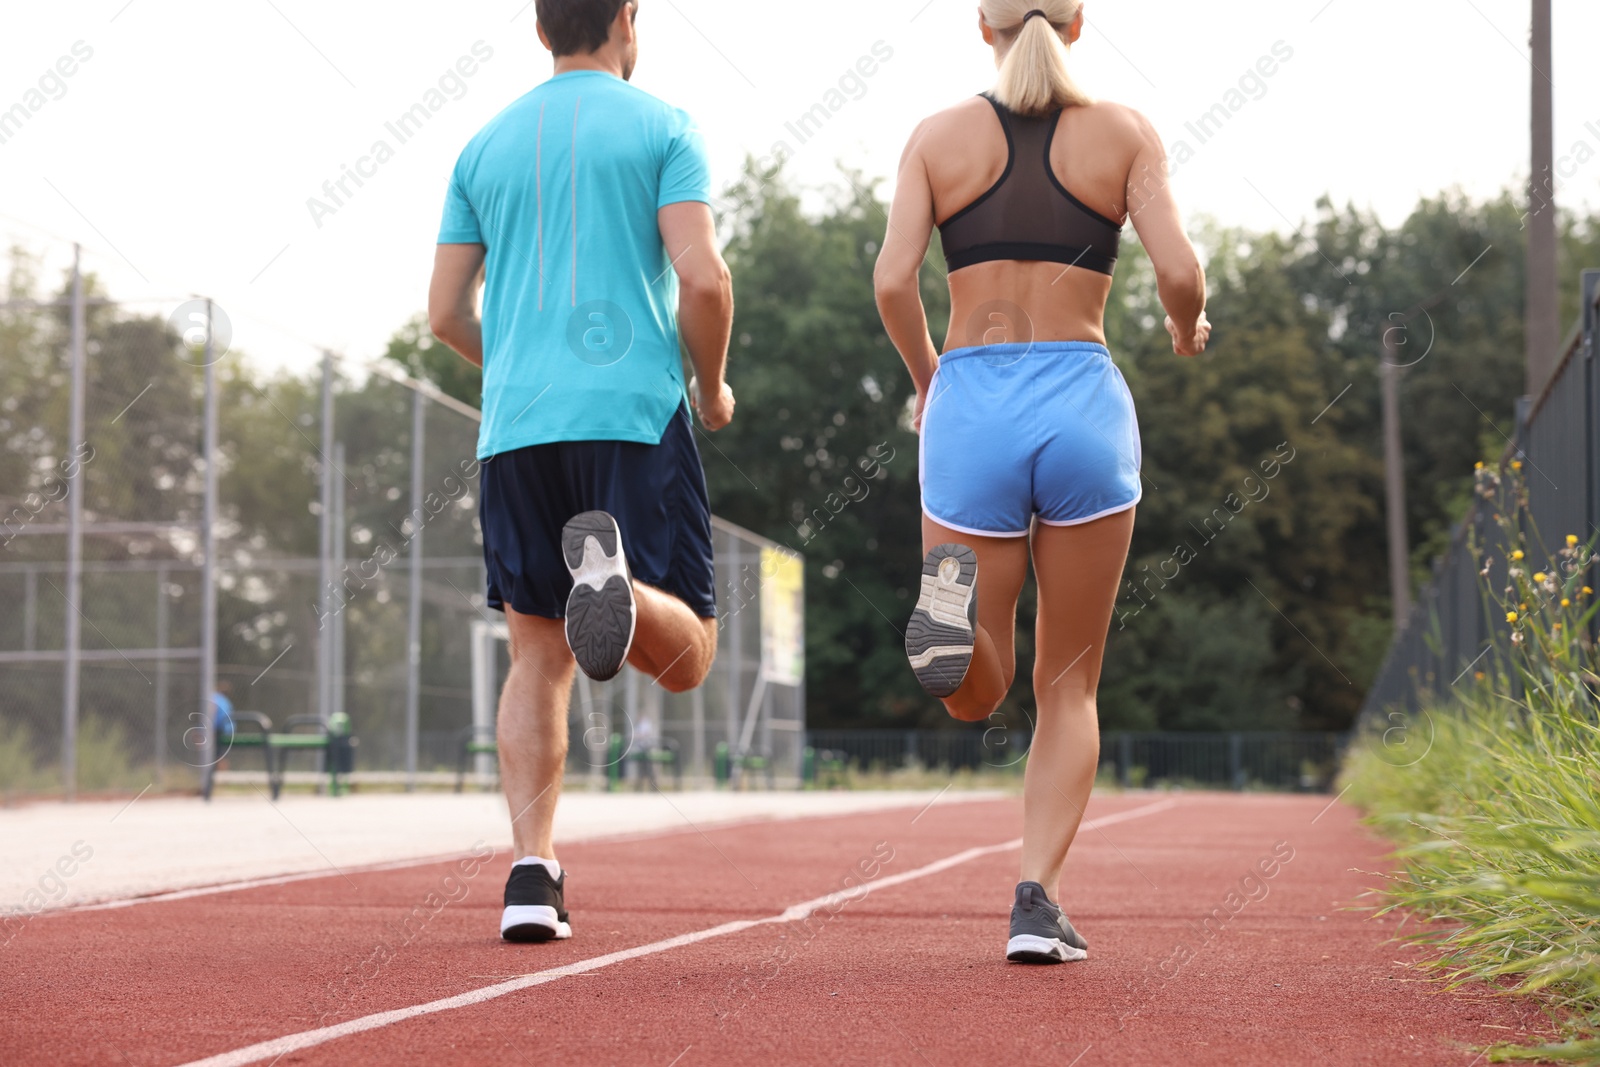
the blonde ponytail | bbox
[980,0,1091,115]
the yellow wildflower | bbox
[1568,534,1581,547]
[1511,460,1523,470]
[1474,461,1484,471]
[1506,611,1518,623]
[1561,598,1572,608]
[1534,572,1548,583]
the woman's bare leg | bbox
[920,514,1031,722]
[1021,508,1135,899]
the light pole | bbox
[1526,0,1557,397]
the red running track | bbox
[1,792,1552,1066]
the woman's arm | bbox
[873,121,942,422]
[1124,111,1209,357]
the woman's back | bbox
[917,95,1152,349]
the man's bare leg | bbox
[499,608,576,862]
[627,581,717,693]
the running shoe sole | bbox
[906,543,978,698]
[562,511,637,682]
[500,904,573,942]
[1006,933,1088,963]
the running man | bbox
[875,0,1208,962]
[428,0,734,943]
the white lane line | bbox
[43,795,1006,917]
[170,798,1179,1067]
[57,851,500,916]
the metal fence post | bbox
[317,352,335,725]
[725,529,741,752]
[331,441,346,726]
[61,244,85,801]
[691,686,706,780]
[405,389,425,790]
[198,298,219,784]
[155,563,169,781]
[23,566,36,651]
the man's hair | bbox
[536,0,632,57]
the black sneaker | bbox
[1006,881,1088,963]
[562,511,636,682]
[501,863,572,942]
[906,543,978,698]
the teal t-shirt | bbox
[438,71,711,459]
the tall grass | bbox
[1345,465,1600,1062]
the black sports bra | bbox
[937,93,1122,276]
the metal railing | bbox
[1360,270,1600,719]
[804,729,1345,792]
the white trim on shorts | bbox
[920,506,1031,539]
[1035,490,1144,528]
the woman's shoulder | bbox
[1074,99,1164,158]
[914,93,1001,133]
[1074,99,1155,139]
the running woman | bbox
[874,0,1208,963]
[429,0,734,943]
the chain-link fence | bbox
[1,248,803,799]
[1360,269,1600,720]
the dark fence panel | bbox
[1361,270,1600,721]
[804,729,1344,792]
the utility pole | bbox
[1526,0,1557,397]
[1381,333,1411,628]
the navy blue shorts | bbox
[478,403,717,620]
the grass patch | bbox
[1344,471,1600,1062]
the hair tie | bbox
[1022,8,1050,24]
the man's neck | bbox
[552,53,623,78]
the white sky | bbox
[3,0,1598,376]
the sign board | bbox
[759,546,804,685]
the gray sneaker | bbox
[562,511,636,682]
[906,543,978,697]
[1006,881,1089,963]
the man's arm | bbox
[657,201,734,430]
[428,243,488,366]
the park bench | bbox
[456,727,684,792]
[263,712,357,800]
[713,741,775,790]
[202,711,355,800]
[200,711,275,800]
[613,734,681,792]
[801,746,847,789]
[454,725,499,793]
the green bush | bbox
[1345,467,1600,1062]
[74,716,147,793]
[0,719,50,797]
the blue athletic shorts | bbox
[478,402,717,619]
[919,341,1142,537]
